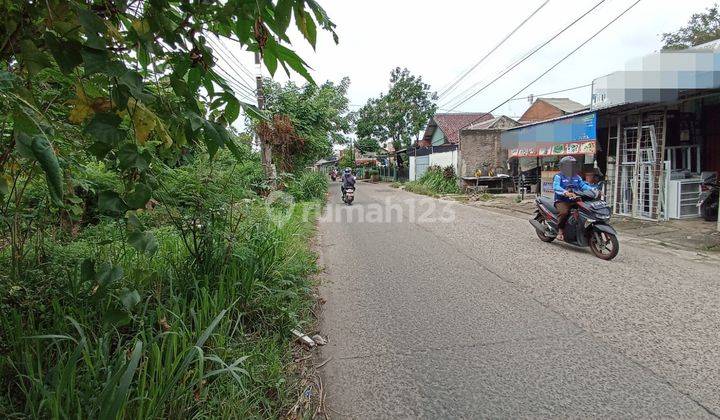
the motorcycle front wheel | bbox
[589,230,619,260]
[534,216,555,243]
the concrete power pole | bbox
[255,51,275,183]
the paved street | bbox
[317,182,720,418]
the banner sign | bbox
[509,140,596,158]
[502,112,597,158]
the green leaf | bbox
[202,121,224,158]
[18,40,52,75]
[75,5,106,35]
[45,33,83,74]
[118,143,150,171]
[275,0,293,33]
[263,47,278,76]
[119,70,143,97]
[85,113,126,145]
[98,190,128,215]
[80,258,96,283]
[15,133,64,205]
[187,67,202,93]
[224,96,240,123]
[119,289,141,311]
[81,48,109,75]
[103,308,131,327]
[125,183,151,209]
[241,103,268,121]
[100,341,143,419]
[128,231,158,256]
[96,263,123,287]
[30,135,64,206]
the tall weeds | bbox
[0,152,324,418]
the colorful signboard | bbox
[502,112,597,158]
[509,140,596,158]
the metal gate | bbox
[415,155,429,179]
[615,112,667,220]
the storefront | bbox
[502,111,599,197]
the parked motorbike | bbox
[529,189,619,260]
[698,173,718,222]
[342,187,355,205]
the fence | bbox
[354,166,409,182]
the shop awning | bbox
[500,111,597,158]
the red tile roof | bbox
[421,113,493,144]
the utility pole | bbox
[255,51,275,183]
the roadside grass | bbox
[0,153,325,418]
[403,166,461,198]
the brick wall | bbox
[459,130,504,177]
[519,101,564,123]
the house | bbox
[458,115,521,178]
[313,156,338,173]
[519,98,587,123]
[409,112,493,180]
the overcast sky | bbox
[220,0,717,121]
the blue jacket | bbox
[553,173,593,202]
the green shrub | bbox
[285,171,328,202]
[408,165,460,196]
[0,152,324,418]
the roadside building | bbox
[519,98,587,123]
[409,112,493,180]
[458,115,521,177]
[502,39,720,229]
[313,156,338,173]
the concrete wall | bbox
[409,150,458,181]
[429,150,457,174]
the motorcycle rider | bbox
[553,156,595,240]
[341,167,356,198]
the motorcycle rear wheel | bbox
[701,201,718,222]
[589,230,619,260]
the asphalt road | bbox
[317,182,720,419]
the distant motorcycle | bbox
[698,173,718,222]
[342,187,355,205]
[530,189,619,260]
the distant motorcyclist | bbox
[553,156,595,240]
[341,167,356,197]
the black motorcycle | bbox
[342,187,355,205]
[698,173,718,222]
[530,189,619,260]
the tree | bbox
[355,137,380,154]
[662,4,720,49]
[338,147,355,169]
[259,77,352,171]
[354,67,437,150]
[0,0,337,265]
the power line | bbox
[211,65,257,102]
[443,0,608,111]
[438,0,550,100]
[507,84,592,102]
[206,37,257,93]
[486,0,643,117]
[206,35,256,82]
